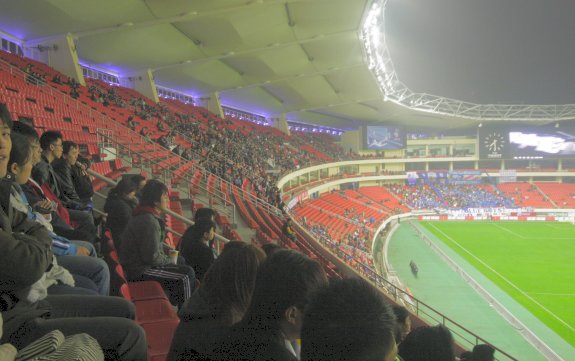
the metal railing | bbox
[88,168,230,246]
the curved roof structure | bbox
[0,0,571,129]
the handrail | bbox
[88,168,229,244]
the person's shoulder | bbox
[130,212,159,228]
[51,158,68,170]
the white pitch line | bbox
[427,223,575,333]
[527,292,575,297]
[491,222,527,239]
[544,223,562,231]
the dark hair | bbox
[0,103,13,129]
[139,179,168,208]
[62,140,78,154]
[243,249,328,330]
[129,174,146,187]
[187,220,216,242]
[301,278,397,361]
[398,325,456,361]
[194,207,215,222]
[472,344,495,361]
[109,178,138,198]
[392,305,410,343]
[194,219,216,239]
[9,132,32,168]
[261,243,282,257]
[12,121,38,141]
[200,241,266,324]
[39,130,63,151]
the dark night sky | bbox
[385,0,575,105]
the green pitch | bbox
[420,221,575,347]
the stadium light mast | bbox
[360,0,575,122]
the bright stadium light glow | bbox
[361,0,575,121]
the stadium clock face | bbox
[484,132,505,156]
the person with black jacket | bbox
[103,178,138,247]
[179,220,217,281]
[51,141,91,210]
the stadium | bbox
[0,0,574,360]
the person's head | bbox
[192,220,216,243]
[243,249,328,341]
[194,207,216,223]
[11,122,41,166]
[39,130,63,161]
[472,344,495,361]
[0,104,13,177]
[139,179,169,211]
[301,278,397,361]
[201,241,266,324]
[8,133,32,184]
[392,305,411,344]
[62,140,79,166]
[129,174,147,191]
[261,242,282,257]
[459,351,473,361]
[109,178,138,199]
[398,325,456,361]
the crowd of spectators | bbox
[391,182,516,210]
[88,84,127,108]
[433,183,515,209]
[393,184,442,209]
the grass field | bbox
[419,221,575,347]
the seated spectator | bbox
[301,278,397,361]
[179,220,217,281]
[282,219,296,241]
[168,241,266,361]
[179,207,216,248]
[127,174,147,201]
[392,305,412,345]
[0,103,147,360]
[72,154,95,204]
[127,116,136,130]
[104,178,138,247]
[51,74,62,84]
[472,344,495,361]
[211,249,328,361]
[8,132,110,296]
[120,179,196,307]
[398,324,456,361]
[52,141,92,210]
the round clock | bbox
[484,132,505,153]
